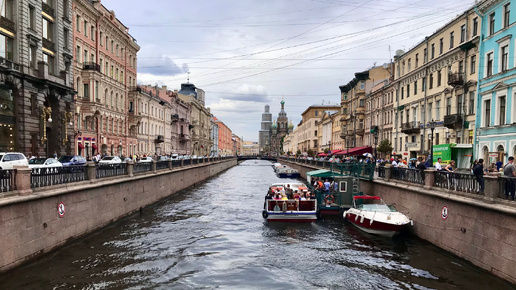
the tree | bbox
[307,149,314,157]
[296,149,301,156]
[324,148,329,154]
[377,139,393,158]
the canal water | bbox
[1,160,514,289]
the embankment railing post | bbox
[85,162,96,182]
[127,161,134,177]
[14,165,32,196]
[424,169,435,190]
[484,175,501,200]
[384,165,392,182]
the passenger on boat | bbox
[293,190,300,199]
[273,192,282,200]
[300,193,307,201]
[285,184,293,199]
[281,194,288,201]
[324,179,331,192]
[305,192,311,200]
[316,179,324,190]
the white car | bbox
[99,156,122,164]
[170,154,179,160]
[28,157,63,169]
[138,157,153,163]
[0,152,28,170]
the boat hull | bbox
[277,172,300,178]
[266,212,317,222]
[344,209,410,237]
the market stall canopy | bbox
[334,146,372,156]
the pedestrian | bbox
[417,157,427,181]
[503,156,516,200]
[435,157,443,171]
[444,160,458,189]
[473,158,485,194]
[53,151,57,159]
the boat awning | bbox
[334,146,373,156]
[78,143,85,149]
[306,169,334,178]
[353,196,381,200]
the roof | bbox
[306,169,335,178]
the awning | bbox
[333,146,373,156]
[78,143,85,149]
[92,144,98,150]
[317,153,328,157]
[306,169,334,178]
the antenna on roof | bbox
[187,71,190,83]
[322,99,324,105]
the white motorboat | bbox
[343,196,412,237]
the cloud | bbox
[138,56,184,76]
[218,84,269,102]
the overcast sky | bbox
[103,0,476,142]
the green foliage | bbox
[377,139,393,155]
[296,149,301,156]
[324,148,329,154]
[307,149,314,156]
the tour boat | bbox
[276,166,300,178]
[272,163,283,172]
[343,196,412,237]
[262,183,317,222]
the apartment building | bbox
[393,5,480,160]
[476,0,516,163]
[298,105,340,154]
[73,0,139,157]
[0,0,75,156]
[316,110,338,153]
[364,79,395,153]
[214,117,232,156]
[339,66,391,151]
[210,117,219,157]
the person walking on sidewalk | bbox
[503,156,516,200]
[473,159,485,194]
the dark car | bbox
[58,155,87,166]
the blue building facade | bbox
[475,0,516,164]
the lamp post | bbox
[428,119,436,166]
[374,130,379,162]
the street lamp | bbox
[428,119,436,166]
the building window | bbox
[487,52,493,77]
[460,25,466,43]
[83,50,88,64]
[415,53,419,67]
[437,70,442,86]
[360,81,364,90]
[470,55,476,74]
[408,59,411,71]
[431,43,435,59]
[76,46,80,63]
[29,45,36,67]
[43,53,55,74]
[84,20,87,37]
[468,91,475,115]
[423,48,427,63]
[473,17,478,36]
[63,0,69,18]
[446,97,451,115]
[359,99,364,107]
[429,73,433,89]
[42,18,53,41]
[315,110,318,117]
[401,88,404,100]
[501,45,508,72]
[428,103,432,121]
[449,31,454,48]
[407,84,410,98]
[504,3,510,28]
[489,13,495,35]
[422,77,426,92]
[83,83,89,99]
[100,32,103,46]
[439,38,443,54]
[1,0,13,20]
[457,94,463,115]
[29,5,36,30]
[76,15,80,32]
[414,81,417,95]
[0,34,13,60]
[436,100,441,120]
[63,28,69,49]
[499,96,506,125]
[485,99,491,127]
[459,61,464,74]
[90,26,94,41]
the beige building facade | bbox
[393,6,480,159]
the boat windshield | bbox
[357,204,396,212]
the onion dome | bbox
[271,121,278,129]
[288,120,294,130]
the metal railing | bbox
[31,166,86,189]
[172,160,182,167]
[156,161,169,170]
[434,171,480,193]
[96,163,127,179]
[183,159,191,166]
[134,162,152,173]
[0,169,15,192]
[378,166,386,178]
[391,167,425,185]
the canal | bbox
[1,160,513,289]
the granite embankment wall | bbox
[282,160,516,284]
[0,159,236,273]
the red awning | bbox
[353,196,381,200]
[317,153,328,157]
[330,150,343,155]
[78,143,85,149]
[92,144,98,150]
[333,146,372,156]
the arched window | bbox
[115,93,118,110]
[483,146,489,163]
[110,91,113,107]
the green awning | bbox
[306,169,335,178]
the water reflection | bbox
[0,160,513,289]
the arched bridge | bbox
[237,156,277,162]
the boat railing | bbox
[266,199,316,212]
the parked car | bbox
[99,156,122,164]
[58,155,87,166]
[183,155,191,160]
[138,157,153,163]
[28,157,63,169]
[122,157,133,163]
[158,155,170,161]
[170,154,179,160]
[0,152,28,170]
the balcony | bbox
[42,2,55,18]
[448,72,464,87]
[401,121,421,134]
[406,142,420,151]
[155,135,165,143]
[443,114,463,129]
[356,128,365,135]
[180,133,190,142]
[42,38,55,52]
[0,16,15,33]
[0,57,19,71]
[83,62,101,72]
[171,114,179,123]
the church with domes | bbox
[270,99,293,155]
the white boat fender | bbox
[360,214,365,224]
[355,213,359,222]
[410,219,414,226]
[370,212,377,225]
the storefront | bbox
[0,84,15,152]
